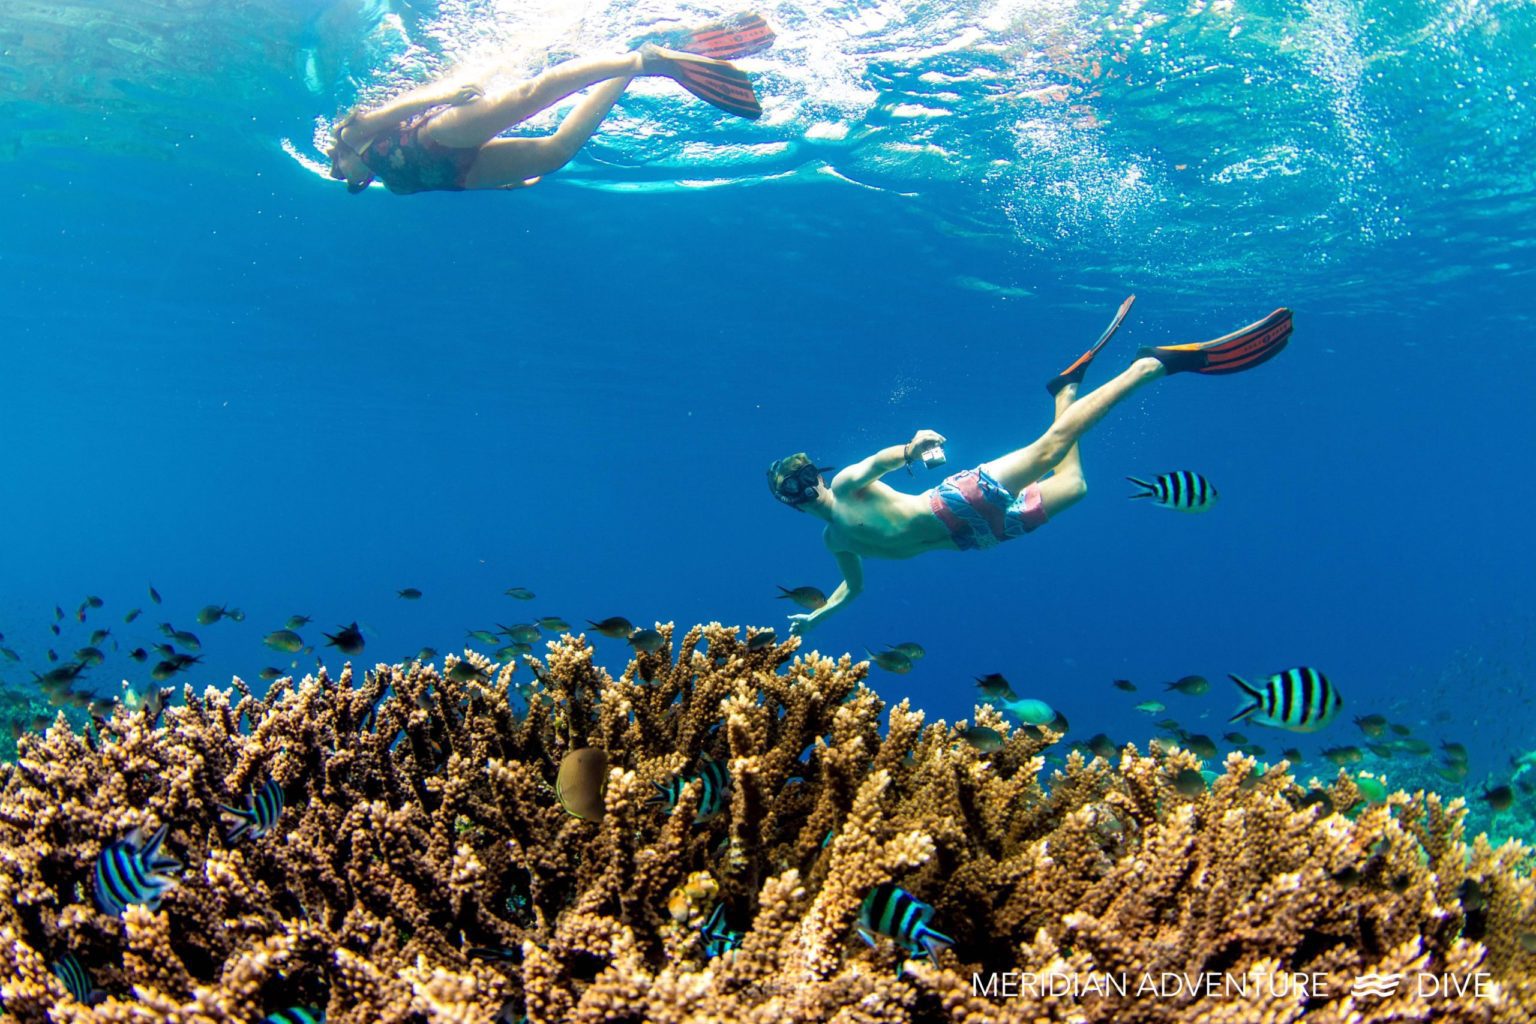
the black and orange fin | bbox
[1047,294,1136,396]
[1141,308,1293,376]
[679,12,776,59]
[644,45,763,120]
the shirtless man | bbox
[767,299,1293,635]
[327,13,773,195]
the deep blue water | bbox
[2,0,1534,802]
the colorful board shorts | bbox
[928,467,1048,551]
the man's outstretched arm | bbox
[787,550,864,636]
[832,429,946,494]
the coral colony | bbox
[2,624,1534,1022]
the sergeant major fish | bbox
[219,779,286,842]
[94,823,184,917]
[1229,666,1341,733]
[51,952,104,1005]
[1127,471,1218,512]
[700,902,744,957]
[856,883,954,962]
[652,756,731,822]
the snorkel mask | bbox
[328,136,374,193]
[768,453,832,507]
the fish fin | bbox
[1126,476,1157,498]
[1228,673,1262,697]
[1138,308,1293,375]
[856,926,878,949]
[919,925,956,961]
[1227,674,1263,723]
[218,803,256,842]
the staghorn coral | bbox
[0,623,1533,1023]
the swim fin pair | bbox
[634,12,774,120]
[1045,299,1293,394]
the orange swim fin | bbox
[1140,308,1293,375]
[1046,294,1136,396]
[678,12,776,59]
[642,44,763,120]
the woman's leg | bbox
[461,76,632,188]
[982,356,1164,495]
[424,53,644,149]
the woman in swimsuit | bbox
[327,13,774,195]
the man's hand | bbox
[907,428,947,461]
[787,613,817,636]
[451,83,484,105]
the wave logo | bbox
[1351,973,1403,998]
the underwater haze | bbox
[3,0,1536,827]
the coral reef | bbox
[2,624,1535,1022]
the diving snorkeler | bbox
[768,298,1294,635]
[327,12,774,195]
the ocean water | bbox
[2,0,1535,822]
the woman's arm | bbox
[342,81,482,138]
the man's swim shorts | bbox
[928,467,1048,551]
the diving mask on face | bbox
[768,453,831,507]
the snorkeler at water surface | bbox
[327,12,774,195]
[769,298,1294,635]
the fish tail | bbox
[919,924,955,961]
[218,803,256,842]
[1126,476,1157,498]
[1227,673,1261,723]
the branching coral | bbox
[1,623,1533,1022]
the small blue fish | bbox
[651,757,731,823]
[51,952,104,1004]
[94,823,183,917]
[856,883,953,962]
[219,779,286,842]
[259,1008,325,1024]
[1127,471,1218,512]
[700,902,743,957]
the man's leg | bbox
[425,54,644,149]
[1032,382,1089,517]
[982,356,1165,496]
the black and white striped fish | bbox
[219,779,286,843]
[258,1008,325,1024]
[1127,471,1218,512]
[700,902,743,958]
[651,756,731,823]
[856,883,954,962]
[1229,667,1342,733]
[94,823,183,917]
[51,952,104,1004]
